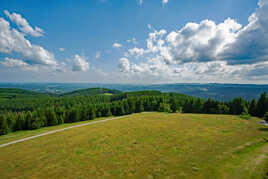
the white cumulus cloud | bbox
[72,55,89,72]
[0,14,57,67]
[127,47,145,58]
[4,10,44,37]
[119,57,130,73]
[118,0,268,83]
[0,57,40,71]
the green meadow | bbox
[0,112,268,178]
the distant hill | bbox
[1,83,268,100]
[61,88,122,97]
[0,88,50,99]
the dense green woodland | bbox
[0,88,268,136]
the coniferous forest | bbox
[0,88,268,136]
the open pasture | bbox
[0,112,268,178]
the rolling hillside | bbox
[0,88,51,99]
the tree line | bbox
[0,91,268,136]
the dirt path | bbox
[0,116,126,148]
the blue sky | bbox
[0,0,267,84]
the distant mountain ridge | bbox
[0,83,268,100]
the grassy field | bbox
[0,112,268,178]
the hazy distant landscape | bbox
[1,83,268,100]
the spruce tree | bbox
[46,108,58,126]
[249,99,257,116]
[257,93,268,117]
[0,115,9,135]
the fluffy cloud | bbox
[119,58,130,72]
[127,47,145,58]
[118,0,268,83]
[221,1,268,64]
[113,43,122,48]
[4,10,44,37]
[163,18,242,64]
[72,55,89,72]
[162,1,268,65]
[0,14,57,67]
[118,55,261,83]
[119,57,144,73]
[0,57,31,70]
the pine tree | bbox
[88,106,96,120]
[123,100,130,114]
[0,115,9,135]
[230,98,248,115]
[15,112,26,131]
[170,98,179,113]
[257,93,268,117]
[128,99,136,114]
[25,111,33,130]
[46,108,58,126]
[135,100,144,113]
[249,99,257,116]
